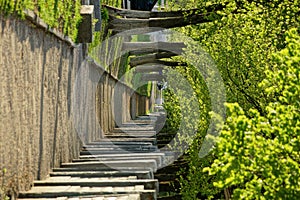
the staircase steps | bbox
[18,185,155,199]
[18,194,141,200]
[60,160,158,172]
[73,156,163,167]
[103,134,156,138]
[91,138,157,144]
[33,177,158,190]
[86,141,154,146]
[19,114,176,200]
[112,127,155,132]
[50,171,152,179]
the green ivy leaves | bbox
[0,0,82,41]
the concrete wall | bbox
[0,14,149,197]
[0,15,83,196]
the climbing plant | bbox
[0,0,82,41]
[102,0,122,7]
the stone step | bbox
[34,177,159,191]
[18,186,156,200]
[104,134,156,138]
[79,152,166,158]
[74,156,163,168]
[105,132,157,137]
[80,146,162,155]
[61,160,158,172]
[110,130,154,134]
[80,149,157,155]
[136,116,153,120]
[79,153,166,165]
[50,171,152,179]
[85,142,154,146]
[52,167,154,175]
[79,152,174,170]
[18,193,141,200]
[123,120,154,124]
[47,175,138,181]
[113,123,154,127]
[92,138,157,144]
[112,127,154,132]
[81,146,158,152]
[107,131,156,134]
[82,145,156,150]
[119,123,153,127]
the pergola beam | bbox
[122,42,185,54]
[135,64,165,73]
[129,52,178,67]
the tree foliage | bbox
[162,0,300,199]
[205,28,300,199]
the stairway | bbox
[18,114,176,200]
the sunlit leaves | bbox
[206,29,300,199]
[160,1,300,199]
[0,0,82,41]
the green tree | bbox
[204,28,300,199]
[162,0,300,199]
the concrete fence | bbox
[0,14,149,197]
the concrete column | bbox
[91,0,101,31]
[96,80,103,139]
[108,78,115,131]
[122,87,126,123]
[78,5,94,43]
[82,0,90,4]
[113,82,123,127]
[104,76,108,133]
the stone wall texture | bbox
[0,15,84,196]
[0,15,149,197]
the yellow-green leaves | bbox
[206,29,300,199]
[0,0,82,41]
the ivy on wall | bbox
[0,0,82,41]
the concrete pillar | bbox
[101,75,106,133]
[78,5,94,43]
[130,93,137,119]
[108,78,115,131]
[96,80,103,139]
[113,82,123,127]
[82,0,90,4]
[91,0,101,31]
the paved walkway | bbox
[18,114,176,200]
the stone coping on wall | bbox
[22,9,148,98]
[23,9,79,48]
